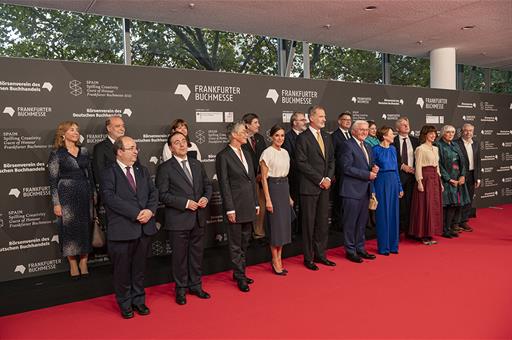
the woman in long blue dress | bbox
[48,121,94,278]
[373,126,404,255]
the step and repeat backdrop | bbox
[1,56,511,282]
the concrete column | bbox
[430,47,456,90]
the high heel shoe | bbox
[271,263,286,276]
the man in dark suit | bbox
[93,116,126,181]
[241,113,267,242]
[282,111,308,236]
[455,123,481,231]
[341,120,379,263]
[393,116,419,234]
[216,122,259,292]
[331,111,353,230]
[100,136,158,319]
[156,132,213,305]
[295,105,336,271]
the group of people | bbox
[47,108,480,319]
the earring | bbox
[62,135,65,140]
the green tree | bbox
[0,4,123,63]
[390,55,430,87]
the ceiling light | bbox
[365,6,377,11]
[323,24,331,29]
[461,25,476,30]
[416,40,423,45]
[188,3,195,9]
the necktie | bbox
[181,160,193,184]
[360,142,369,164]
[402,137,409,166]
[250,136,256,151]
[317,131,325,157]
[344,131,350,140]
[125,166,136,191]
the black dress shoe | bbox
[449,231,459,238]
[304,261,319,271]
[176,294,187,305]
[233,275,254,284]
[378,252,390,256]
[442,233,453,239]
[390,251,399,255]
[121,309,134,319]
[460,223,473,232]
[132,304,150,315]
[314,258,336,266]
[189,289,211,299]
[237,280,250,292]
[271,263,287,276]
[282,268,288,274]
[346,253,363,263]
[357,251,376,260]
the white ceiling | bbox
[3,0,512,70]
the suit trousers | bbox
[169,221,204,292]
[399,172,415,233]
[342,196,370,255]
[253,184,266,238]
[460,170,476,224]
[228,221,253,280]
[108,234,150,311]
[301,190,330,262]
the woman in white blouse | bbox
[162,119,202,162]
[260,125,293,276]
[409,125,444,245]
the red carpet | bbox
[1,205,512,339]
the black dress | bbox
[48,147,93,257]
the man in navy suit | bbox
[216,122,259,292]
[100,136,158,319]
[156,132,212,305]
[340,120,379,263]
[331,111,353,229]
[295,105,336,270]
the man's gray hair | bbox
[462,123,474,130]
[395,116,409,128]
[227,121,246,141]
[351,120,369,132]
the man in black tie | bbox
[156,132,213,305]
[282,111,308,236]
[331,111,353,230]
[216,122,260,292]
[455,123,481,231]
[241,113,267,243]
[93,116,126,181]
[295,105,336,270]
[393,117,419,234]
[100,136,158,319]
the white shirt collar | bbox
[108,135,116,144]
[309,125,320,135]
[173,154,188,163]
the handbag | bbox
[369,193,378,210]
[91,208,106,248]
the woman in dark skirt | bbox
[48,121,94,278]
[409,125,443,245]
[260,125,292,275]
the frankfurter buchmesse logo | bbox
[122,108,132,117]
[14,265,26,274]
[42,82,53,92]
[175,84,191,101]
[3,106,15,117]
[149,156,159,165]
[69,80,83,96]
[266,89,279,103]
[9,188,21,198]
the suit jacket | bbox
[340,138,374,199]
[216,145,258,223]
[156,157,212,230]
[295,128,335,195]
[393,134,419,181]
[93,138,116,184]
[241,133,266,175]
[100,163,158,241]
[455,138,481,182]
[332,128,351,183]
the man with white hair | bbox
[455,123,481,231]
[340,120,379,263]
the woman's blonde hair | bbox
[53,121,79,149]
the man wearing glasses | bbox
[100,136,158,319]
